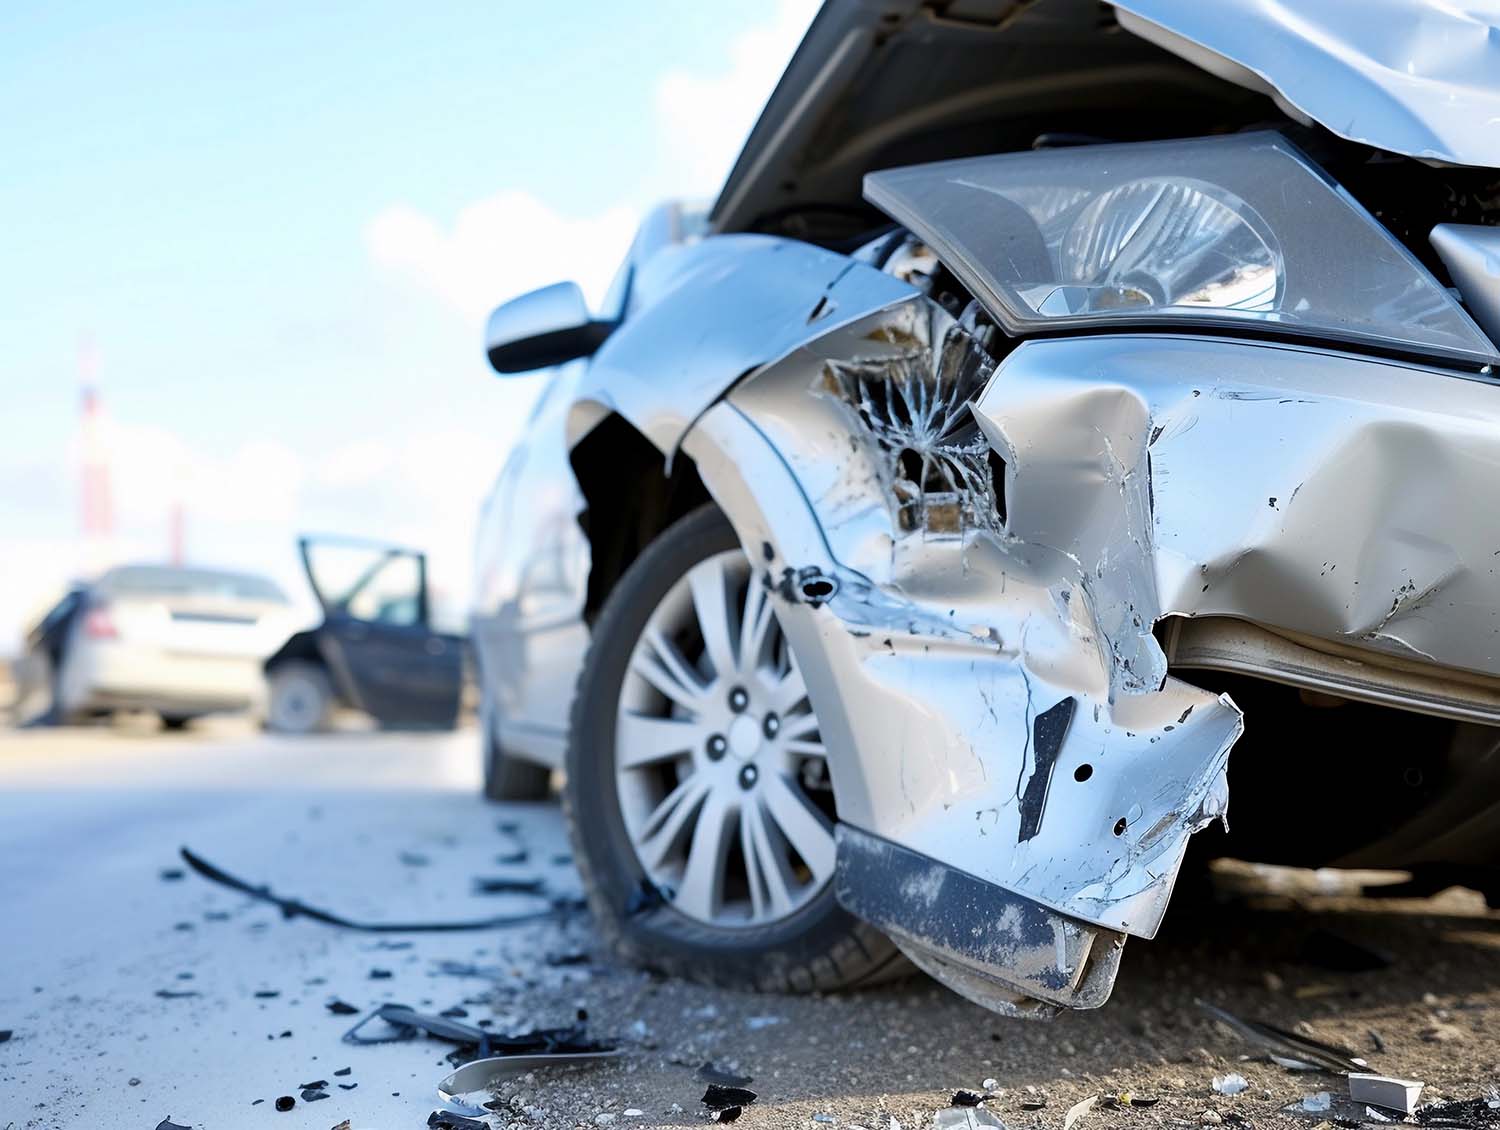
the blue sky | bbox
[0,1,816,645]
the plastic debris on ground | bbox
[1200,1001,1368,1073]
[1064,1093,1098,1130]
[1301,1092,1332,1112]
[1349,1073,1425,1115]
[177,845,569,932]
[1214,1074,1250,1096]
[427,1111,488,1130]
[702,1082,757,1124]
[1099,1093,1160,1109]
[1415,1092,1500,1129]
[934,1106,1005,1128]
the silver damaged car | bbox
[471,0,1500,1017]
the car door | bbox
[301,538,463,728]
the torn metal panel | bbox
[683,295,1243,939]
[1111,0,1500,169]
[975,334,1500,681]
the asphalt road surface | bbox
[3,721,1498,1130]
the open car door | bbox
[300,536,463,729]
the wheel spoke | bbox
[738,577,775,670]
[740,797,795,920]
[760,771,835,884]
[631,627,707,713]
[779,710,821,741]
[671,791,733,920]
[687,556,739,682]
[785,737,827,758]
[616,712,702,769]
[636,774,711,869]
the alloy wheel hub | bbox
[613,549,835,929]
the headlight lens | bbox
[865,132,1496,367]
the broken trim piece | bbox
[834,825,1125,1017]
[178,847,577,933]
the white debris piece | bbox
[1213,1074,1250,1096]
[934,1108,1005,1129]
[1349,1074,1425,1115]
[746,1015,782,1030]
[1064,1094,1098,1130]
[1301,1092,1333,1112]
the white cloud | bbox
[654,0,820,198]
[364,190,637,324]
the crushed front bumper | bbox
[682,294,1500,1014]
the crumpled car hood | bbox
[1112,0,1500,168]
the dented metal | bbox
[474,0,1500,1019]
[684,297,1244,945]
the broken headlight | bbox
[865,131,1498,367]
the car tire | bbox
[159,713,197,731]
[482,703,553,802]
[265,661,334,734]
[563,502,905,993]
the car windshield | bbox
[99,565,288,603]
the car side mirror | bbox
[485,281,615,373]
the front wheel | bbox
[564,503,903,993]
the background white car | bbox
[18,563,297,728]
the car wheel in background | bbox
[481,699,552,801]
[564,503,904,993]
[265,660,334,734]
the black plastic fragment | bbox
[155,1119,191,1130]
[154,989,199,999]
[702,1083,757,1109]
[300,1088,329,1102]
[1415,1096,1500,1129]
[177,846,567,933]
[711,1109,742,1124]
[158,868,185,881]
[0,1030,12,1043]
[1021,1100,1048,1111]
[369,968,392,979]
[472,876,546,895]
[298,1079,328,1090]
[253,990,280,999]
[274,1095,295,1112]
[1100,1095,1161,1110]
[334,1067,352,1076]
[698,1063,753,1087]
[326,999,360,1015]
[953,1090,984,1106]
[338,1083,357,1091]
[546,951,590,967]
[342,1002,614,1063]
[1017,696,1077,843]
[428,1112,488,1130]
